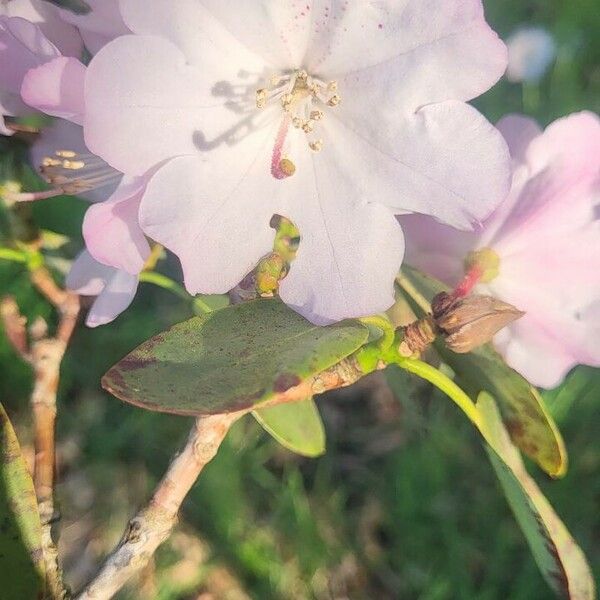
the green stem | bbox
[395,356,482,429]
[358,314,395,349]
[138,271,190,302]
[0,247,27,263]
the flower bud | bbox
[255,252,288,295]
[432,292,524,353]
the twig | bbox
[77,355,369,599]
[1,267,80,600]
[75,412,244,600]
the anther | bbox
[327,94,341,107]
[279,158,296,177]
[256,88,267,109]
[309,140,323,152]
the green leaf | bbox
[478,393,595,600]
[543,366,600,422]
[41,0,91,14]
[102,298,369,416]
[253,398,325,457]
[0,403,45,600]
[398,267,566,478]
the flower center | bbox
[256,70,341,179]
[39,150,122,195]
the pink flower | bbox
[51,0,130,54]
[20,59,150,275]
[66,250,139,327]
[82,0,510,324]
[401,112,600,388]
[0,15,61,133]
[0,0,82,56]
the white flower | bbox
[83,0,510,324]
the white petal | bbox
[327,100,511,229]
[308,0,506,112]
[279,148,405,324]
[120,0,271,68]
[138,125,285,294]
[84,34,269,176]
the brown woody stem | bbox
[76,356,367,599]
[2,267,80,600]
[75,412,244,600]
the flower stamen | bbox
[1,150,121,202]
[257,69,341,177]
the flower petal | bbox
[66,250,114,295]
[0,16,59,95]
[86,269,139,327]
[496,114,542,167]
[279,149,405,324]
[400,214,478,286]
[0,0,82,57]
[53,0,129,54]
[138,133,284,294]
[84,34,267,175]
[328,100,511,229]
[21,56,86,124]
[308,0,506,112]
[30,119,122,202]
[121,0,310,69]
[82,176,150,274]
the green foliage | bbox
[0,403,44,600]
[253,398,326,458]
[399,267,566,477]
[102,298,368,415]
[479,393,595,600]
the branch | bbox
[77,354,368,599]
[1,267,80,600]
[75,411,244,600]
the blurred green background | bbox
[1,1,599,598]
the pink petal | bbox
[21,56,86,124]
[82,176,150,274]
[496,114,542,166]
[53,0,129,54]
[0,16,59,95]
[66,250,115,295]
[85,269,138,327]
[121,0,300,68]
[0,0,82,57]
[400,214,479,286]
[66,250,139,326]
[30,119,121,202]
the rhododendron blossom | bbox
[0,0,82,56]
[401,112,600,388]
[51,0,129,55]
[82,0,511,324]
[0,15,61,134]
[67,250,139,327]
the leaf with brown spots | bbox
[398,267,567,478]
[0,403,45,600]
[102,298,369,415]
[479,393,594,600]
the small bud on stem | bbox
[432,292,524,353]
